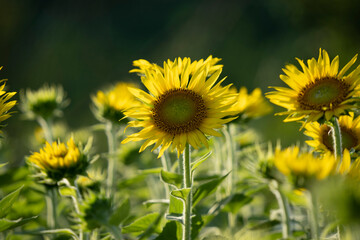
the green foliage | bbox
[122,212,161,234]
[193,172,230,207]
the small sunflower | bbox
[92,82,140,123]
[28,138,88,182]
[274,146,336,181]
[229,87,273,121]
[266,49,360,126]
[0,70,16,132]
[20,84,69,120]
[122,57,236,157]
[304,113,360,153]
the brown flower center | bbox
[152,88,207,135]
[297,76,350,111]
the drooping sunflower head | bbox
[92,82,140,123]
[122,56,237,157]
[305,113,360,153]
[0,70,17,133]
[20,84,69,120]
[28,138,88,182]
[274,146,336,187]
[266,49,360,127]
[229,87,273,121]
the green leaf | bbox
[191,212,204,239]
[249,220,280,230]
[160,170,182,187]
[58,186,76,197]
[193,172,229,207]
[0,218,22,232]
[122,212,160,233]
[143,199,169,208]
[154,221,178,240]
[171,188,191,202]
[168,195,183,240]
[191,151,212,172]
[0,186,23,218]
[33,228,79,238]
[222,193,253,214]
[109,198,130,225]
[0,216,37,232]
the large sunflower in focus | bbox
[266,49,360,126]
[122,56,237,157]
[304,113,360,153]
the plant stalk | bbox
[37,116,53,143]
[181,144,192,240]
[330,117,343,161]
[45,187,57,229]
[105,122,118,198]
[269,180,291,239]
[306,190,319,240]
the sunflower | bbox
[337,149,360,180]
[266,49,360,126]
[28,138,88,181]
[122,57,237,157]
[20,84,69,120]
[0,72,16,133]
[304,113,360,153]
[229,87,273,120]
[274,146,336,181]
[92,82,140,123]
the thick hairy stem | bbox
[180,144,192,240]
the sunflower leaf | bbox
[160,169,182,188]
[193,172,229,207]
[0,186,23,218]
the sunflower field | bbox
[2,1,360,240]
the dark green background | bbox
[1,0,360,164]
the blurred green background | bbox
[1,0,360,165]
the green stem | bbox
[37,116,53,143]
[105,122,118,198]
[269,181,291,239]
[181,144,192,240]
[306,190,319,240]
[45,187,57,229]
[160,153,170,197]
[62,179,84,240]
[222,124,237,234]
[330,117,343,161]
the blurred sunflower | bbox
[0,70,16,133]
[266,49,360,127]
[92,82,140,123]
[28,138,88,182]
[20,84,69,120]
[304,113,360,153]
[229,87,272,121]
[274,146,336,181]
[122,56,237,157]
[338,149,360,180]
